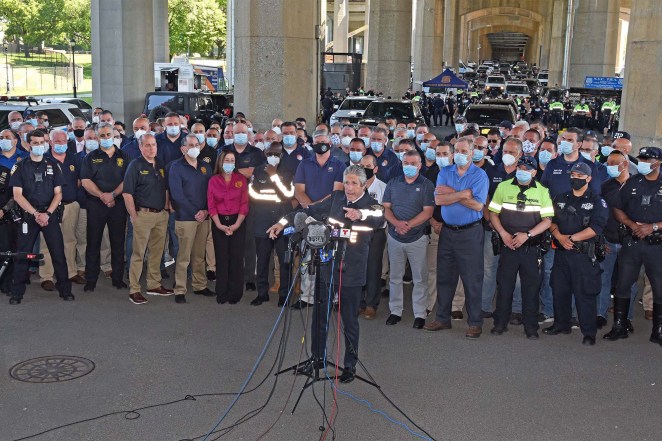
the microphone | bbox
[0,252,44,260]
[294,212,308,233]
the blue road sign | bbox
[584,76,623,90]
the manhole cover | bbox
[9,356,95,383]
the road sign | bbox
[584,76,623,90]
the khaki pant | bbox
[205,218,215,272]
[642,273,653,311]
[129,210,168,293]
[174,220,209,295]
[426,229,465,312]
[76,208,111,274]
[40,202,79,281]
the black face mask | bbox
[73,129,85,138]
[570,177,587,190]
[312,143,330,155]
[363,167,374,180]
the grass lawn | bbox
[5,52,92,97]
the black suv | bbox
[357,99,425,127]
[143,91,232,127]
[463,103,517,136]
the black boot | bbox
[603,297,630,341]
[650,303,662,346]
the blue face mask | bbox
[472,150,485,162]
[606,164,622,178]
[420,142,430,151]
[206,137,218,148]
[361,137,372,147]
[436,157,450,168]
[194,133,205,144]
[283,135,297,147]
[416,133,424,142]
[397,151,405,161]
[85,140,99,151]
[558,140,574,155]
[499,129,507,138]
[349,151,363,163]
[403,165,418,178]
[234,133,248,145]
[0,139,13,152]
[28,118,38,127]
[406,129,415,139]
[100,138,115,149]
[370,141,384,153]
[53,143,68,154]
[31,144,46,156]
[580,152,593,162]
[425,148,436,161]
[222,163,235,174]
[455,124,465,133]
[637,161,653,175]
[538,150,553,165]
[601,146,614,157]
[166,126,180,137]
[68,132,75,141]
[516,169,532,184]
[454,152,469,167]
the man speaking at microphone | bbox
[267,163,384,383]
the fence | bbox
[0,65,83,93]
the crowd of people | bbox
[1,103,660,355]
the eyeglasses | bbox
[265,152,281,158]
[488,139,499,144]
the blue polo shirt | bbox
[166,156,212,221]
[436,163,489,226]
[540,154,601,198]
[121,138,141,161]
[294,155,346,203]
[0,148,28,170]
[47,152,80,203]
[155,132,185,166]
[280,145,310,184]
[368,148,401,184]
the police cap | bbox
[570,162,592,176]
[637,147,662,160]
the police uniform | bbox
[124,156,169,296]
[8,156,74,303]
[545,165,608,342]
[0,149,28,293]
[249,163,295,305]
[79,147,130,288]
[488,160,554,337]
[605,147,662,344]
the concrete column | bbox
[547,0,567,88]
[442,0,458,68]
[234,0,318,129]
[91,0,154,124]
[620,0,662,148]
[366,0,412,97]
[333,0,349,53]
[153,0,169,62]
[567,0,620,87]
[412,0,443,90]
[226,0,235,87]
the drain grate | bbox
[9,356,95,383]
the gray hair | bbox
[184,133,200,145]
[343,164,367,186]
[138,133,156,146]
[372,127,388,137]
[514,120,530,130]
[455,136,474,150]
[504,136,523,152]
[95,122,114,134]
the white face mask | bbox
[92,116,100,124]
[266,155,280,166]
[254,142,265,151]
[502,154,517,167]
[272,126,282,135]
[186,147,200,159]
[113,138,122,148]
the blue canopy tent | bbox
[423,69,469,91]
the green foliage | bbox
[168,0,227,57]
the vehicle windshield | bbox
[539,73,548,80]
[363,102,414,119]
[506,85,529,94]
[146,94,186,113]
[487,76,505,84]
[339,99,373,111]
[464,107,513,126]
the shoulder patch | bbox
[10,164,17,175]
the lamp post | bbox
[69,38,77,98]
[3,41,9,94]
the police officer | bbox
[248,141,294,307]
[488,157,554,339]
[543,162,608,345]
[123,133,172,305]
[8,130,74,304]
[266,165,384,383]
[572,99,590,129]
[605,147,662,345]
[80,122,130,291]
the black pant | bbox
[362,228,386,309]
[433,108,443,126]
[244,210,256,284]
[0,222,18,293]
[85,198,126,284]
[494,246,542,332]
[311,283,362,369]
[212,214,246,302]
[11,217,71,299]
[551,249,601,337]
[444,109,454,125]
[255,235,290,301]
[615,240,662,304]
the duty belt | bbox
[443,220,481,231]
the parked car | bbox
[329,96,377,127]
[39,97,93,121]
[358,99,425,127]
[463,103,517,135]
[505,82,531,99]
[1,97,87,130]
[484,75,506,95]
[537,70,549,87]
[143,91,226,127]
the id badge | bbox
[34,173,43,183]
[22,222,28,234]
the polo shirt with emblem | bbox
[155,132,185,166]
[540,155,601,199]
[167,156,211,221]
[280,145,310,184]
[79,148,129,198]
[294,155,346,203]
[229,143,265,173]
[368,147,401,183]
[123,156,167,211]
[436,163,489,226]
[383,174,435,243]
[9,156,64,209]
[47,152,80,203]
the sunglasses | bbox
[488,139,499,144]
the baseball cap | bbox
[583,130,598,139]
[455,116,467,123]
[570,162,592,176]
[499,120,513,130]
[637,147,662,160]
[518,156,538,170]
[613,131,631,140]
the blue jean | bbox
[483,230,522,313]
[540,248,555,316]
[599,241,637,320]
[160,212,178,270]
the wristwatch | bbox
[654,223,659,232]
[526,231,532,239]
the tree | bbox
[168,0,226,58]
[0,0,60,56]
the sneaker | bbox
[536,313,554,324]
[571,317,580,329]
[451,311,463,320]
[509,313,523,326]
[146,286,174,296]
[129,292,148,305]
